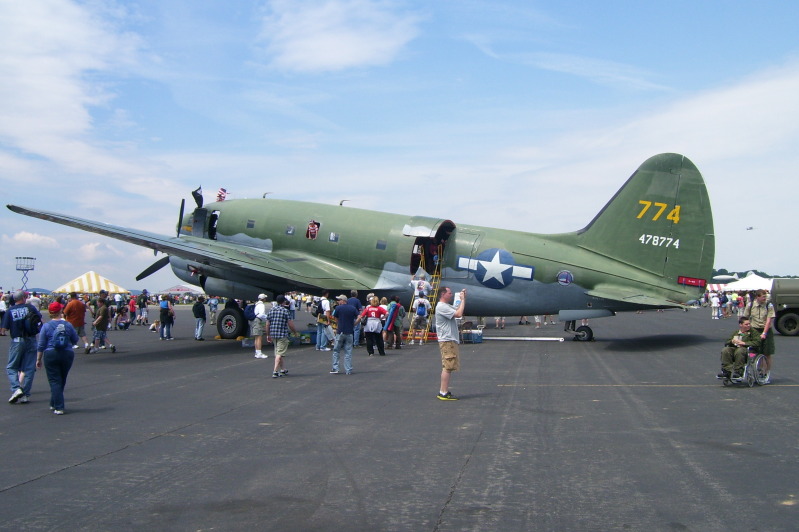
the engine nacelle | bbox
[169,256,266,301]
[202,277,268,302]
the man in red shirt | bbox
[63,292,89,350]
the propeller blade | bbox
[177,198,185,238]
[136,255,170,281]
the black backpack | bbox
[24,306,42,337]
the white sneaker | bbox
[53,409,64,415]
[9,389,24,403]
[254,353,268,359]
[20,396,29,404]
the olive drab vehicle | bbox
[771,278,799,336]
[9,153,715,341]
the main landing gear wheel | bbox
[217,308,247,339]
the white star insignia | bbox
[478,250,512,286]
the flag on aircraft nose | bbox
[217,188,227,202]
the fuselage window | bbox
[286,225,295,235]
[329,232,339,243]
[376,240,387,250]
[247,219,255,229]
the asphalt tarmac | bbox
[1,305,797,531]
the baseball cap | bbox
[48,302,64,314]
[336,294,348,301]
[257,293,268,300]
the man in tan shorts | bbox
[434,287,466,400]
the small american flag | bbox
[216,188,227,202]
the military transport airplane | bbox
[8,153,714,341]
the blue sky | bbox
[2,0,798,292]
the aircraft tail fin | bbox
[577,153,715,300]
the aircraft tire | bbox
[775,312,799,336]
[574,326,593,342]
[217,308,247,339]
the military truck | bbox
[772,278,799,336]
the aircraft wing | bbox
[6,204,381,290]
[586,284,689,309]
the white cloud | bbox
[78,241,125,261]
[1,231,59,248]
[0,0,145,177]
[464,34,669,91]
[256,0,423,72]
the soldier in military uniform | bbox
[719,317,762,379]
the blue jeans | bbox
[160,322,172,339]
[332,333,354,373]
[316,323,328,349]
[43,348,74,410]
[7,337,37,396]
[353,322,362,346]
[195,318,205,339]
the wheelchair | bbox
[718,348,770,387]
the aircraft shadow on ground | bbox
[85,341,240,365]
[602,334,711,353]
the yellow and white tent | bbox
[52,271,130,294]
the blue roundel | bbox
[557,270,574,286]
[475,248,516,289]
[456,248,535,289]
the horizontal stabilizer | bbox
[586,284,688,309]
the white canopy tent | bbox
[52,271,129,294]
[159,284,205,295]
[722,273,772,292]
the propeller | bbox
[136,255,170,281]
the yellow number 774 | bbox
[637,201,681,224]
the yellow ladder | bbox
[407,244,443,344]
